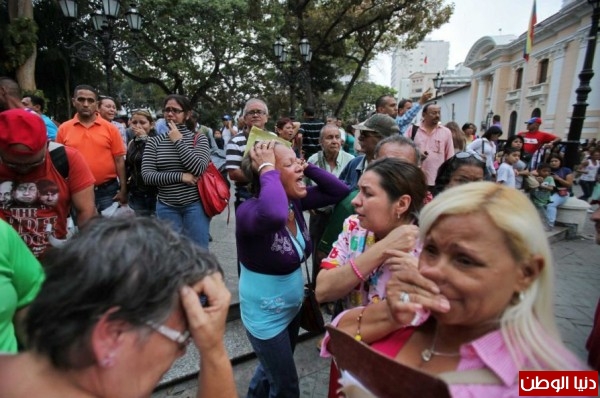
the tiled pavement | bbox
[153,200,600,397]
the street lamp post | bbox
[59,0,142,97]
[273,37,312,116]
[486,110,494,130]
[432,72,444,96]
[565,0,600,169]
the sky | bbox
[370,0,566,86]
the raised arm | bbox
[301,164,350,209]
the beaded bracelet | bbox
[354,306,368,341]
[257,162,275,173]
[349,259,366,282]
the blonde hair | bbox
[419,182,582,370]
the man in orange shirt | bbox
[57,85,127,212]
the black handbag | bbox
[287,226,325,333]
[300,280,325,333]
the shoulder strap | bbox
[438,368,503,385]
[411,124,419,140]
[48,142,69,179]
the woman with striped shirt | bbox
[141,95,211,248]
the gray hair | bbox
[243,98,269,116]
[320,124,340,140]
[374,135,421,166]
[27,217,222,369]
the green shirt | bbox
[0,220,44,353]
[317,190,359,255]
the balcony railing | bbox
[526,83,549,100]
[505,89,520,103]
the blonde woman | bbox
[323,182,584,396]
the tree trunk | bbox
[8,0,37,91]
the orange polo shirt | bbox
[57,115,126,185]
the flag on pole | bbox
[523,0,537,61]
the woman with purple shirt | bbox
[237,140,349,398]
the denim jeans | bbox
[129,191,157,217]
[95,179,119,212]
[545,192,568,226]
[156,200,210,249]
[580,180,595,201]
[245,314,301,398]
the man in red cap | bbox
[0,109,96,257]
[518,117,561,156]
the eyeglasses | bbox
[146,321,190,348]
[0,153,46,170]
[245,110,266,116]
[455,151,484,162]
[163,107,184,115]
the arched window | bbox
[509,111,518,137]
[532,108,541,118]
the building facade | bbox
[391,40,450,99]
[464,0,600,140]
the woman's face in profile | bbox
[418,212,529,328]
[447,165,484,188]
[352,170,402,237]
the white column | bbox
[489,70,498,114]
[474,77,486,129]
[546,45,567,116]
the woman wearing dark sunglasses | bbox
[141,95,211,249]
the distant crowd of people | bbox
[0,75,599,398]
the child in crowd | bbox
[213,129,225,150]
[530,163,556,230]
[496,147,520,188]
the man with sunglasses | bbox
[57,85,127,212]
[0,109,96,257]
[338,114,400,191]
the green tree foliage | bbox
[12,0,453,122]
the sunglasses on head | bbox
[455,151,484,162]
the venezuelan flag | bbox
[524,0,537,61]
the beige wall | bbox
[465,0,599,141]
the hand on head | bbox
[180,272,231,354]
[251,140,276,171]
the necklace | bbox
[421,328,461,362]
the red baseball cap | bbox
[0,109,47,156]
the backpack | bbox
[49,142,69,179]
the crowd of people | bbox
[0,74,599,398]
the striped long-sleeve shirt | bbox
[141,124,210,206]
